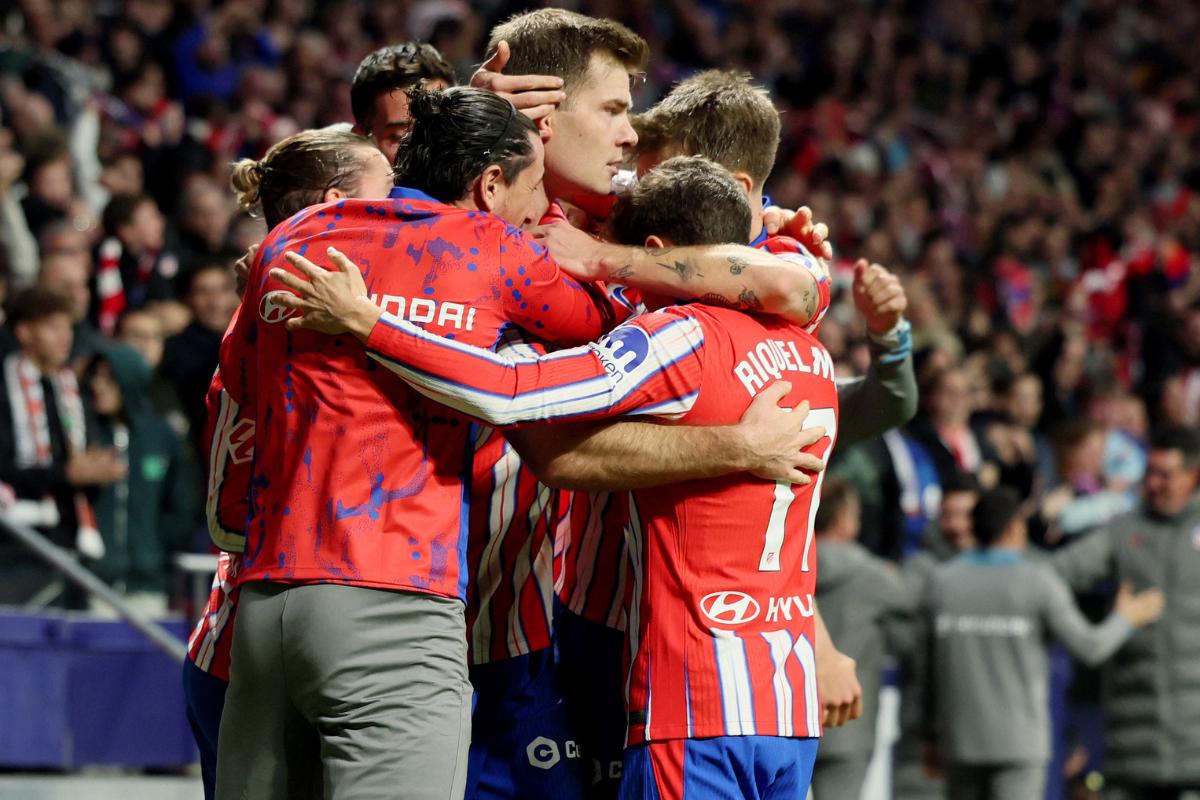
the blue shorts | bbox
[619,736,819,800]
[182,658,228,800]
[467,647,589,800]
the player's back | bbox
[223,190,608,600]
[624,302,839,745]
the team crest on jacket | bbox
[260,290,298,324]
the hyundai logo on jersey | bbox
[700,591,762,626]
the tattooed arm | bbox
[531,223,826,327]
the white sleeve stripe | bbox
[368,317,703,426]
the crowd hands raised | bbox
[0,2,1197,800]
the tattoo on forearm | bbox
[738,288,763,311]
[728,255,749,275]
[656,259,702,282]
[801,286,817,320]
[611,264,635,279]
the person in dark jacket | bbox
[0,288,125,607]
[162,261,238,459]
[1052,427,1200,799]
[83,343,196,616]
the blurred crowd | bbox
[0,0,1198,797]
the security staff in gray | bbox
[920,486,1164,800]
[1053,427,1200,800]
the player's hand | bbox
[761,205,833,260]
[470,41,566,123]
[853,259,907,335]
[1115,583,1165,628]
[233,243,259,299]
[528,222,610,282]
[817,648,863,727]
[739,382,825,484]
[271,247,381,340]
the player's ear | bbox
[732,171,755,198]
[536,113,553,142]
[644,234,667,249]
[323,187,348,203]
[474,164,505,213]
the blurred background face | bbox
[121,199,166,253]
[117,311,164,369]
[939,490,977,551]
[37,254,91,323]
[15,313,73,371]
[543,53,638,208]
[1143,449,1200,517]
[188,267,239,333]
[930,369,971,427]
[182,181,234,249]
[1005,374,1042,429]
[30,158,74,209]
[89,361,123,416]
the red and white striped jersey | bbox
[554,233,830,635]
[188,370,252,679]
[358,295,838,744]
[186,549,239,681]
[465,330,558,665]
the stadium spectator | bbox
[82,343,195,618]
[36,248,106,362]
[0,288,125,607]
[95,193,177,334]
[812,478,916,800]
[922,487,1164,800]
[1053,428,1200,799]
[161,262,237,459]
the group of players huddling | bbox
[184,9,917,800]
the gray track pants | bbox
[215,582,472,800]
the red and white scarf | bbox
[3,352,102,556]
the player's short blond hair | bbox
[487,9,648,98]
[634,70,780,189]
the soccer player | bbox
[274,156,839,799]
[459,12,845,798]
[212,86,623,800]
[184,126,394,800]
[349,42,456,163]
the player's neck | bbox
[748,188,766,242]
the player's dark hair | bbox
[609,156,752,247]
[230,128,379,229]
[350,42,457,129]
[815,478,858,536]
[6,287,74,328]
[1151,426,1200,468]
[634,71,781,189]
[395,87,538,203]
[971,486,1023,548]
[487,9,648,97]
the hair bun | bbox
[408,87,450,121]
